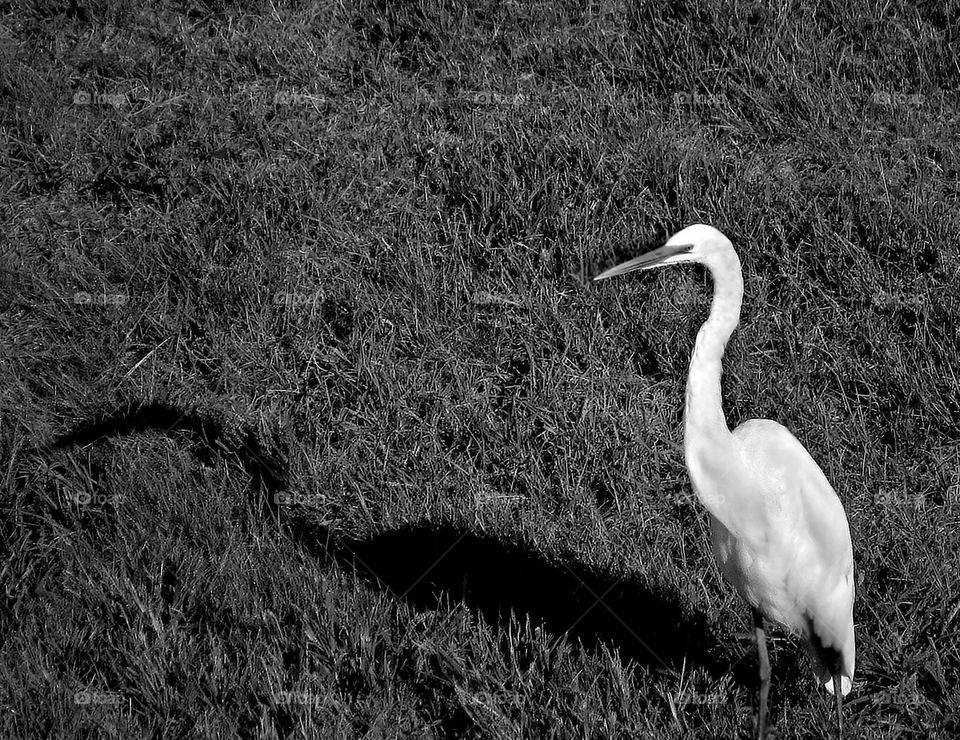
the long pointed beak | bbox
[593,242,694,281]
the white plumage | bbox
[596,224,855,738]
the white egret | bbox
[595,224,855,739]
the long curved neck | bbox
[683,254,743,514]
[684,261,742,441]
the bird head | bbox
[593,224,735,281]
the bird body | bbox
[595,224,855,737]
[708,419,855,695]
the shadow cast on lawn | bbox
[28,400,742,681]
[288,516,738,679]
[36,400,287,499]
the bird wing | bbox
[730,419,856,694]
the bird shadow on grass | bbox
[287,514,746,681]
[22,400,748,683]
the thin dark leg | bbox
[833,671,843,740]
[753,607,770,740]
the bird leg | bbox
[753,607,771,740]
[832,671,843,740]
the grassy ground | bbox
[2,0,960,737]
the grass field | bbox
[3,0,960,737]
